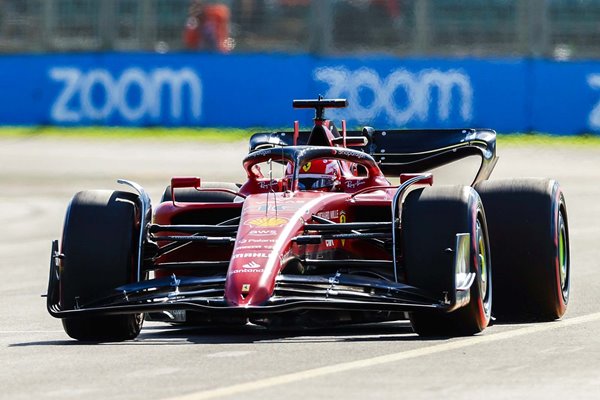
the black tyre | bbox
[475,178,570,321]
[402,186,492,336]
[60,190,143,341]
[161,182,240,203]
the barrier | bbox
[0,52,599,134]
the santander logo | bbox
[242,261,261,269]
[230,260,265,275]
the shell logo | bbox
[246,217,289,227]
[340,212,347,246]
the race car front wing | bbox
[46,233,475,319]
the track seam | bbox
[164,312,600,400]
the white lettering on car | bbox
[230,268,264,274]
[240,238,277,244]
[247,230,277,236]
[235,245,273,250]
[346,180,366,189]
[231,252,270,259]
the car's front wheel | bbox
[402,185,492,336]
[60,190,143,341]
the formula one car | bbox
[46,97,570,341]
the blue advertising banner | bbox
[0,52,599,134]
[310,57,529,134]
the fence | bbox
[1,0,600,59]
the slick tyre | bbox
[60,190,143,342]
[475,178,570,321]
[402,186,492,336]
[161,182,240,203]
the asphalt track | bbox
[1,136,599,400]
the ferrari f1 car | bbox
[46,98,570,341]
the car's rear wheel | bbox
[60,190,143,341]
[475,178,570,321]
[402,186,492,336]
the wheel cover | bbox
[476,218,491,314]
[558,211,569,301]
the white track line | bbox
[164,312,600,400]
[0,330,64,334]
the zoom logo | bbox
[314,67,473,125]
[49,67,202,123]
[587,74,600,131]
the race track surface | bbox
[1,136,599,400]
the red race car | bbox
[46,97,570,341]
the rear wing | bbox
[249,128,498,185]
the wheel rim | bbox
[476,218,491,313]
[558,210,569,301]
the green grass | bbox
[1,126,600,146]
[0,126,253,142]
[498,133,600,147]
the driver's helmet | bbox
[289,159,341,191]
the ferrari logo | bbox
[241,284,251,293]
[302,162,312,172]
[247,217,289,227]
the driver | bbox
[289,159,341,191]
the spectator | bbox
[183,0,232,52]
